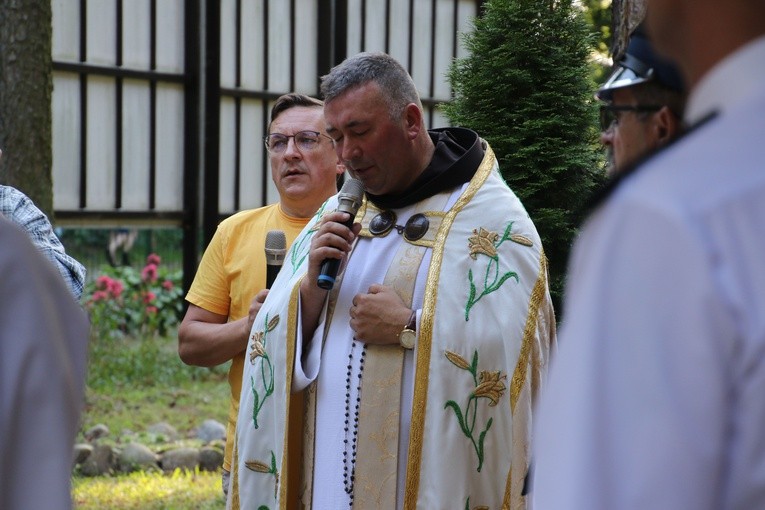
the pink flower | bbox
[146,305,158,314]
[141,263,158,282]
[96,275,112,291]
[162,279,174,291]
[91,290,109,302]
[143,291,156,304]
[147,253,161,266]
[108,279,124,298]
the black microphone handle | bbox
[265,263,281,290]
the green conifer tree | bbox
[442,0,605,313]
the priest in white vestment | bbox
[229,52,556,510]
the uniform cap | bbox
[597,24,685,101]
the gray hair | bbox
[320,52,422,119]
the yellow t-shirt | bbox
[185,203,310,471]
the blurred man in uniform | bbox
[597,24,686,175]
[534,1,765,509]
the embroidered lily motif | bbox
[249,331,266,362]
[465,222,532,321]
[473,370,507,407]
[249,314,279,429]
[468,227,499,259]
[444,349,507,472]
[245,450,279,500]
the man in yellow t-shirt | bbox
[178,93,343,496]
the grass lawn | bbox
[73,470,226,509]
[73,330,230,509]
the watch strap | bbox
[406,309,417,332]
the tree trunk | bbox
[611,0,647,60]
[0,0,54,218]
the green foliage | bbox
[581,0,614,84]
[84,330,227,392]
[443,0,607,311]
[72,469,225,509]
[83,253,184,340]
[583,0,612,53]
[80,379,229,448]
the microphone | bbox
[317,178,365,290]
[264,230,287,289]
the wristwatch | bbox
[399,309,417,349]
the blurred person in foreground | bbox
[0,217,89,509]
[0,148,86,299]
[597,24,686,176]
[533,1,765,509]
[229,52,555,509]
[178,93,343,496]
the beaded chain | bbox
[342,341,367,505]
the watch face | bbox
[399,329,416,349]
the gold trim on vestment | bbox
[279,280,301,509]
[353,191,450,509]
[230,423,240,509]
[300,380,316,510]
[511,252,547,411]
[502,252,548,508]
[404,145,497,508]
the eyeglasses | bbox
[263,131,332,153]
[599,104,662,131]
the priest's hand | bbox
[349,284,412,345]
[300,211,361,345]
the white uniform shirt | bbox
[533,36,765,510]
[0,219,89,509]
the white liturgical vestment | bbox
[230,137,555,510]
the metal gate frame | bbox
[53,0,483,293]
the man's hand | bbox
[349,284,412,345]
[303,211,361,289]
[244,289,269,338]
[299,211,362,345]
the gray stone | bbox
[72,418,234,477]
[73,443,93,465]
[120,428,136,439]
[146,421,179,442]
[198,447,224,472]
[79,444,115,476]
[196,419,226,443]
[84,423,110,442]
[161,447,199,473]
[118,442,159,473]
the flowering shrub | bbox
[83,253,184,339]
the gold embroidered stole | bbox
[299,191,451,509]
[352,192,450,509]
